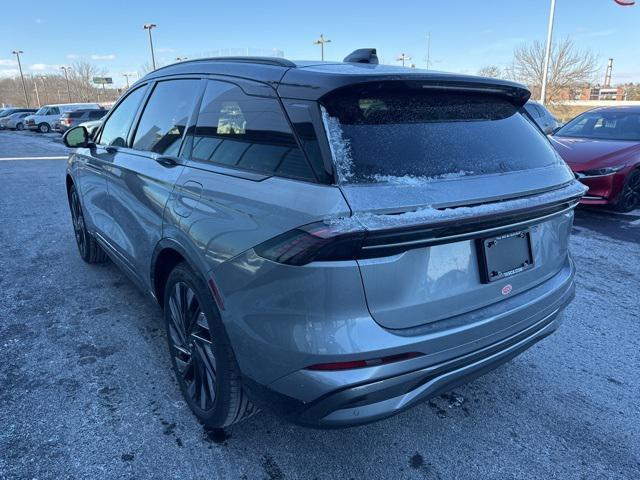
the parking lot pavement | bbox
[1,130,639,480]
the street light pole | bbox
[60,66,72,103]
[313,34,331,61]
[540,0,557,105]
[396,53,411,67]
[12,50,30,107]
[143,23,158,70]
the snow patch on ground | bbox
[321,106,354,183]
[326,181,588,231]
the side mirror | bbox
[63,126,93,148]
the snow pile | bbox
[321,106,354,183]
[326,180,588,231]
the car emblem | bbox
[501,284,513,296]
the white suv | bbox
[25,103,101,133]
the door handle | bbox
[154,155,180,167]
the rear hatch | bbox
[319,81,581,329]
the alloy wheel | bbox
[167,281,217,411]
[70,189,87,257]
[619,171,640,211]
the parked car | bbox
[77,119,103,140]
[550,106,640,212]
[0,111,37,130]
[0,107,36,122]
[24,103,101,133]
[524,100,560,134]
[63,52,584,428]
[56,109,107,133]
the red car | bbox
[550,106,640,212]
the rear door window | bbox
[132,79,199,155]
[187,80,315,181]
[321,86,562,183]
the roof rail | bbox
[184,56,296,68]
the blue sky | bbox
[1,0,639,87]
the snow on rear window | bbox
[321,87,562,185]
[321,106,354,183]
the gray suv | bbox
[63,52,584,428]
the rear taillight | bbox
[253,221,365,266]
[306,352,424,371]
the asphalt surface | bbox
[1,130,639,480]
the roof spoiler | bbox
[343,48,379,65]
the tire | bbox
[163,263,258,428]
[15,123,23,131]
[68,185,108,263]
[614,169,640,213]
[38,122,50,133]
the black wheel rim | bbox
[168,282,217,411]
[70,190,87,257]
[620,172,640,211]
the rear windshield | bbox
[555,110,640,141]
[320,87,562,184]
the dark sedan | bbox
[550,106,640,212]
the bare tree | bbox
[512,38,599,103]
[477,65,503,79]
[68,61,106,102]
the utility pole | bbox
[396,53,411,67]
[426,32,431,69]
[33,76,41,107]
[122,73,132,89]
[39,76,49,105]
[143,23,158,70]
[60,66,72,103]
[12,50,29,107]
[604,58,613,87]
[313,34,331,61]
[540,0,557,105]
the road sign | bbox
[93,77,113,85]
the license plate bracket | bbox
[477,230,533,283]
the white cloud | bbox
[0,69,19,78]
[35,18,44,24]
[156,48,176,54]
[66,54,81,60]
[0,59,17,66]
[574,28,617,38]
[90,54,116,61]
[29,63,61,72]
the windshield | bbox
[35,107,48,115]
[556,110,640,141]
[321,86,562,184]
[0,109,12,118]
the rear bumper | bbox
[243,258,575,427]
